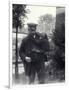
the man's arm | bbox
[19,39,31,63]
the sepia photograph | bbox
[12,4,65,85]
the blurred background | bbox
[12,4,65,85]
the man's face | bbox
[28,26,36,34]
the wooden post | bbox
[15,27,18,77]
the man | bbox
[19,23,49,84]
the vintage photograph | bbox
[12,4,65,85]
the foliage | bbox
[12,4,27,28]
[52,24,65,69]
[38,14,55,34]
[52,24,65,48]
[39,14,53,23]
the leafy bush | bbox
[52,24,65,70]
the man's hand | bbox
[25,56,31,62]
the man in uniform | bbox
[19,23,49,84]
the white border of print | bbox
[9,0,69,90]
[9,1,12,88]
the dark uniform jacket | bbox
[19,32,49,63]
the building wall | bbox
[56,7,65,29]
